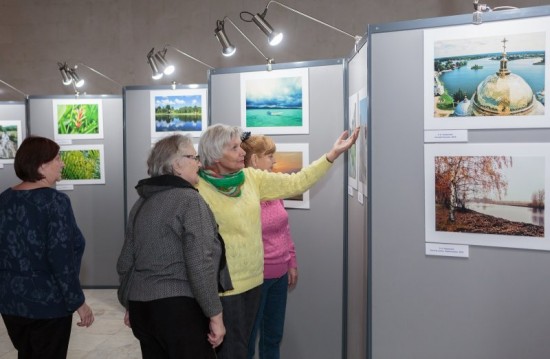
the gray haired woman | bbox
[197,124,359,359]
[117,134,232,359]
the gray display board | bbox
[0,102,26,192]
[210,60,346,359]
[345,38,369,359]
[28,96,124,286]
[124,85,207,212]
[369,6,550,359]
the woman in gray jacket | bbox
[117,134,232,359]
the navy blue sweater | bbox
[0,187,85,318]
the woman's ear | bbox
[250,153,258,167]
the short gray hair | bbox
[199,124,242,168]
[147,134,193,176]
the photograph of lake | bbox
[240,68,309,134]
[151,90,207,138]
[245,76,303,127]
[433,31,545,118]
[425,143,550,250]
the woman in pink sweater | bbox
[241,134,298,359]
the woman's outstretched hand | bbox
[326,127,360,163]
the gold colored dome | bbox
[469,37,544,116]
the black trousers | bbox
[129,296,216,359]
[216,285,262,359]
[2,313,73,359]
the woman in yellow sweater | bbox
[197,124,358,359]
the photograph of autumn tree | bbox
[435,155,545,237]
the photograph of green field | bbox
[59,145,105,185]
[53,99,103,140]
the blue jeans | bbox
[247,273,288,359]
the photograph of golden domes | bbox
[433,32,545,118]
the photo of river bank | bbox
[436,204,543,237]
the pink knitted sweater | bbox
[261,199,297,279]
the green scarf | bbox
[199,169,245,197]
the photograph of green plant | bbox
[59,145,105,185]
[53,99,103,139]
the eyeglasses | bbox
[182,154,200,162]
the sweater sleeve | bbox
[116,199,142,308]
[252,155,333,201]
[46,194,85,313]
[180,192,223,318]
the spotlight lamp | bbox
[241,1,362,47]
[146,46,214,81]
[58,62,84,88]
[154,48,175,75]
[215,20,237,56]
[214,16,274,71]
[57,61,121,92]
[147,48,164,79]
[58,63,72,85]
[251,9,283,46]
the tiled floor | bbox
[0,289,142,359]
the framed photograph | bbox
[425,143,549,251]
[348,92,358,189]
[358,88,369,195]
[0,120,22,164]
[424,17,550,130]
[240,68,309,135]
[59,144,105,185]
[53,99,103,140]
[273,143,310,209]
[150,89,208,138]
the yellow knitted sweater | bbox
[197,155,332,296]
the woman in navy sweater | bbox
[0,136,94,359]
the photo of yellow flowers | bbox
[59,144,105,185]
[53,99,103,140]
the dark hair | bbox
[14,136,60,182]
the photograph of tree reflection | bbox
[435,155,544,237]
[273,143,310,209]
[53,99,103,140]
[150,89,207,138]
[240,68,309,135]
[59,145,105,185]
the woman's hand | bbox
[288,268,298,290]
[208,312,225,348]
[76,302,94,327]
[124,310,131,328]
[326,127,360,163]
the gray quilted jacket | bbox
[116,175,232,317]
